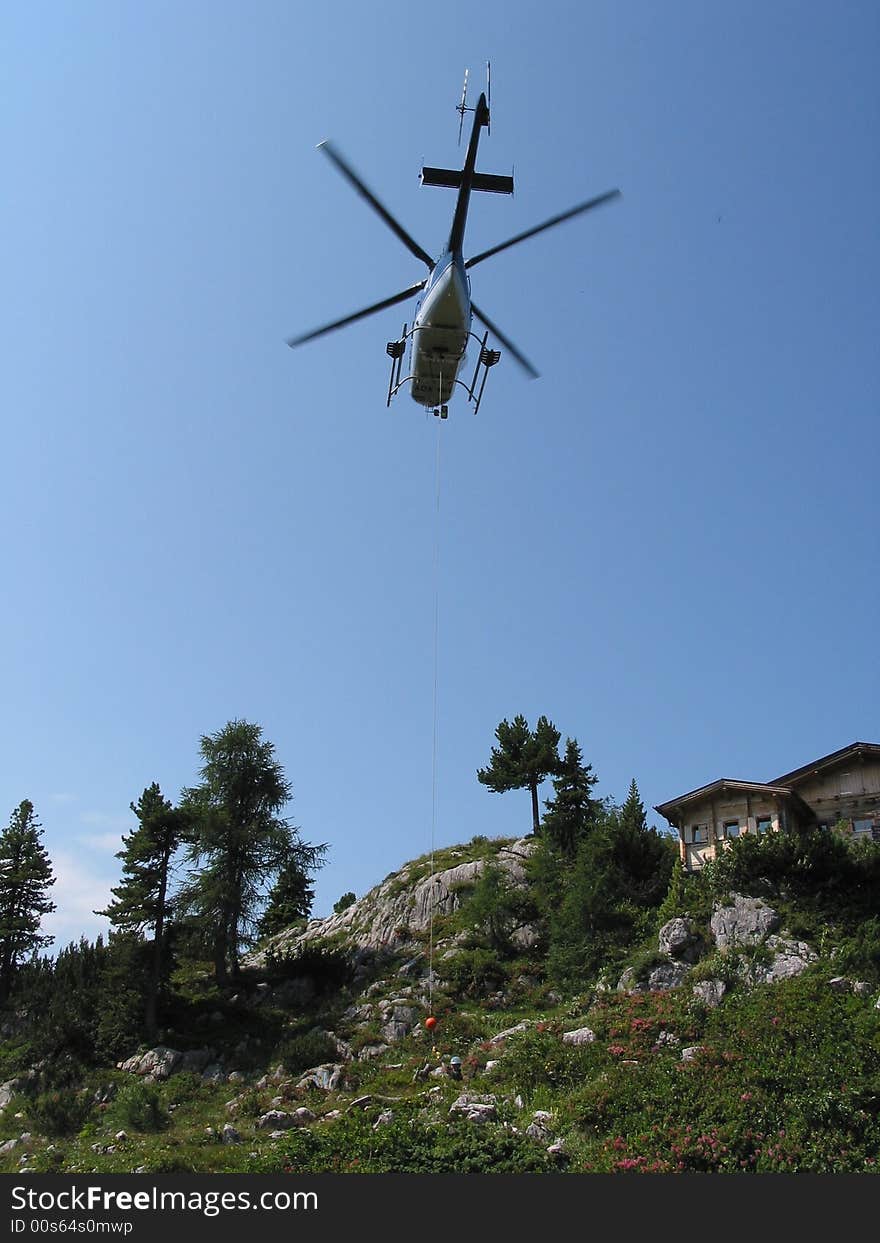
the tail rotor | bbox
[456,68,469,145]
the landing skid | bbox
[385,327,501,416]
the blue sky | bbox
[2,1,878,947]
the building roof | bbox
[654,779,796,821]
[770,741,880,787]
[655,741,880,825]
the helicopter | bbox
[287,67,621,417]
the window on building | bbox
[755,816,772,835]
[853,818,874,837]
[690,824,709,845]
[721,820,740,839]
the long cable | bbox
[428,404,442,1016]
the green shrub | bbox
[273,1028,339,1075]
[246,1107,557,1173]
[263,941,350,993]
[27,1089,93,1137]
[112,1080,167,1132]
[440,948,507,998]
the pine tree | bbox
[541,737,600,856]
[619,778,648,834]
[257,846,324,940]
[477,714,563,833]
[180,720,325,984]
[0,800,56,1001]
[96,783,186,1038]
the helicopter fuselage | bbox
[409,251,471,407]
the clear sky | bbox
[3,1,878,948]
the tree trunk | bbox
[529,782,541,834]
[146,845,170,1040]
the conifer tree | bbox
[619,777,649,834]
[96,783,186,1038]
[181,720,325,984]
[541,737,600,856]
[257,846,325,941]
[0,800,56,1001]
[477,714,563,833]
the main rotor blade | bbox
[471,302,540,379]
[318,141,435,270]
[465,188,621,270]
[287,281,426,348]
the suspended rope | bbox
[427,388,443,1023]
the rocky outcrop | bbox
[710,895,780,948]
[658,918,699,961]
[618,960,691,993]
[117,1047,182,1081]
[245,837,536,968]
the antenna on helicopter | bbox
[486,60,491,135]
[456,68,469,145]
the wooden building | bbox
[654,741,880,871]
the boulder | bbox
[562,1027,596,1046]
[221,1124,240,1144]
[0,1079,20,1111]
[487,1021,530,1045]
[692,979,727,1008]
[295,1063,345,1092]
[757,936,817,983]
[256,1111,299,1131]
[710,895,780,948]
[117,1047,181,1081]
[646,960,690,991]
[658,918,698,960]
[448,1094,497,1125]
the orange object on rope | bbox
[425,1016,438,1031]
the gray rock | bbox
[201,1063,225,1083]
[0,1138,18,1155]
[117,1047,181,1080]
[221,1124,241,1144]
[853,981,873,998]
[448,1094,497,1124]
[295,1063,345,1092]
[256,1111,298,1131]
[759,936,818,983]
[357,1044,390,1061]
[0,1079,21,1111]
[373,1110,395,1128]
[680,1046,702,1061]
[562,1027,596,1045]
[654,1030,680,1049]
[658,918,698,959]
[692,979,727,1008]
[710,895,780,948]
[646,960,690,991]
[487,1021,531,1045]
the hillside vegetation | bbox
[1,818,879,1174]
